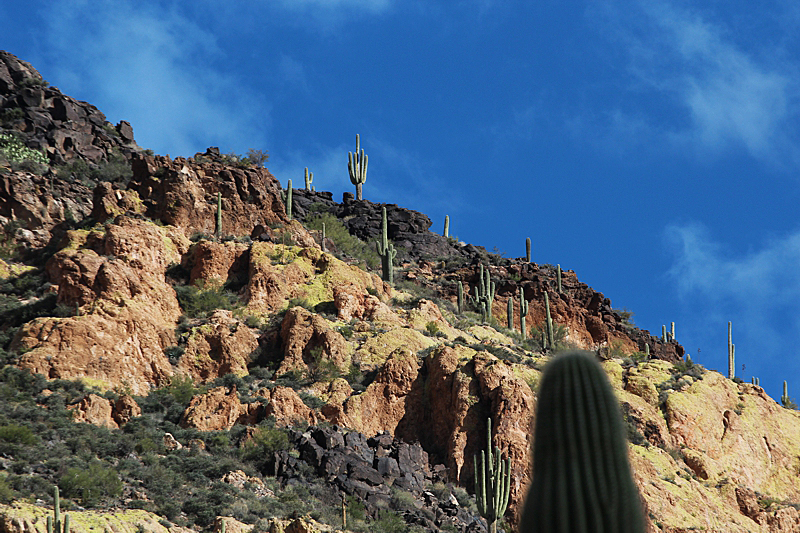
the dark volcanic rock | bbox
[271,424,486,532]
[0,50,141,165]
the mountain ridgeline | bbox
[1,49,800,533]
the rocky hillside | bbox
[0,50,799,533]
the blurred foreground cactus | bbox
[474,418,510,533]
[519,351,646,532]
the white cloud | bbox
[665,221,800,370]
[591,0,800,163]
[39,0,270,157]
[277,0,391,11]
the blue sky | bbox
[5,0,800,405]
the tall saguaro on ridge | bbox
[348,134,368,200]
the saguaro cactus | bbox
[507,298,514,330]
[304,167,313,190]
[376,206,397,284]
[644,343,650,359]
[557,264,562,293]
[457,281,464,314]
[348,134,368,200]
[443,215,450,238]
[544,291,555,351]
[474,418,511,533]
[519,287,529,340]
[520,351,646,533]
[525,237,531,262]
[215,191,222,238]
[470,264,496,322]
[47,486,69,533]
[728,321,734,380]
[285,180,293,220]
[782,381,790,407]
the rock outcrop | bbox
[0,50,140,165]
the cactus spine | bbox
[376,206,397,284]
[557,264,562,293]
[525,237,531,262]
[520,351,646,533]
[215,191,222,239]
[304,167,313,190]
[444,215,450,238]
[470,264,496,322]
[519,287,529,340]
[348,133,368,200]
[47,486,69,533]
[474,418,511,533]
[728,321,734,379]
[457,281,464,314]
[544,291,555,351]
[507,298,514,330]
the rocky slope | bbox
[0,50,798,533]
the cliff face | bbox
[1,50,799,533]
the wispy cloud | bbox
[39,0,270,157]
[590,0,800,164]
[277,0,391,11]
[665,221,800,371]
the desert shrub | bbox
[60,460,123,505]
[371,510,407,533]
[304,212,380,269]
[0,132,48,167]
[240,425,291,470]
[0,475,15,504]
[174,281,241,318]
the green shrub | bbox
[304,213,380,269]
[0,474,15,504]
[0,133,48,166]
[0,424,37,445]
[60,461,123,505]
[240,425,291,465]
[174,281,241,318]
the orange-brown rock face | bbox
[179,386,261,431]
[129,151,287,239]
[13,217,190,395]
[322,344,535,522]
[177,310,260,383]
[325,348,421,438]
[68,393,141,429]
[260,386,318,427]
[277,306,349,377]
